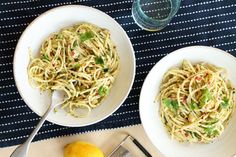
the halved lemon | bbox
[64,141,104,157]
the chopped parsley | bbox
[80,31,94,42]
[206,118,219,125]
[42,54,50,61]
[200,88,212,107]
[162,98,179,112]
[220,96,230,108]
[205,127,214,135]
[73,63,80,69]
[163,98,172,108]
[98,86,109,96]
[95,56,104,65]
[171,100,179,111]
[189,101,199,110]
[204,127,219,136]
[73,41,78,48]
[212,130,219,136]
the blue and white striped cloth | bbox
[0,0,235,147]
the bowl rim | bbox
[13,5,136,127]
[139,45,236,157]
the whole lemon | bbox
[64,141,104,157]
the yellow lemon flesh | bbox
[64,141,104,157]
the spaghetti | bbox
[157,60,236,143]
[28,23,119,118]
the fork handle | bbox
[25,106,53,144]
[10,106,53,157]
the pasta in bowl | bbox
[13,5,135,127]
[28,23,120,118]
[139,46,236,157]
[158,60,235,143]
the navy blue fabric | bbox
[0,0,235,147]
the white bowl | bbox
[13,5,135,127]
[139,46,236,157]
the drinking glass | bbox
[132,0,181,31]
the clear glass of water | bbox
[132,0,181,31]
